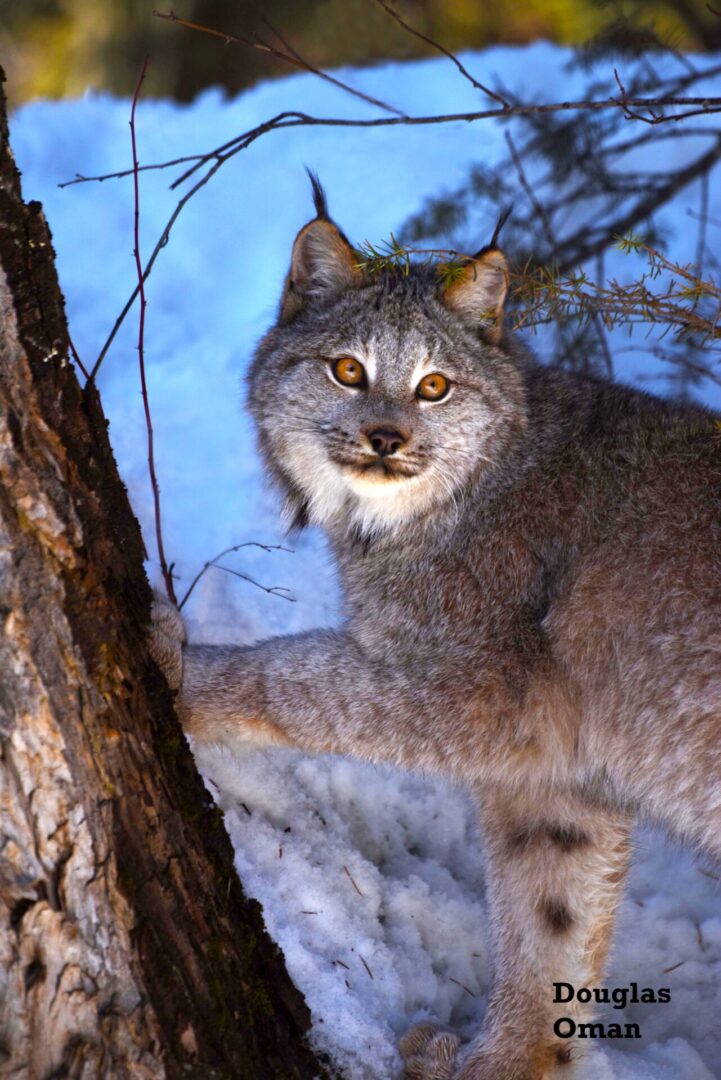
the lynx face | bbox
[248,191,525,536]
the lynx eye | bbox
[416,372,449,402]
[332,357,366,388]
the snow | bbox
[10,42,721,1078]
[203,748,489,1078]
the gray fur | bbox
[150,195,721,1080]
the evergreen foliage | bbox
[397,23,721,393]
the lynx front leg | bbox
[149,593,466,771]
[401,787,632,1080]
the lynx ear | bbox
[442,249,508,344]
[280,217,360,323]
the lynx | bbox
[150,179,721,1079]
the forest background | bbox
[3,0,721,106]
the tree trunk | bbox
[0,67,325,1080]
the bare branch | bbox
[506,129,622,376]
[504,132,553,248]
[66,329,89,380]
[554,137,721,274]
[129,57,177,605]
[58,153,208,189]
[64,89,721,195]
[86,115,282,378]
[213,564,295,602]
[153,9,405,118]
[372,0,509,108]
[178,543,294,611]
[695,171,710,286]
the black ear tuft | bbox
[306,168,329,220]
[473,205,513,260]
[280,177,359,322]
[472,204,511,261]
[490,204,513,250]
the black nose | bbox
[367,427,407,457]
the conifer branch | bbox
[354,234,721,344]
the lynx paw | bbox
[148,589,186,690]
[400,1022,461,1080]
[400,1025,553,1080]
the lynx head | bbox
[247,179,527,538]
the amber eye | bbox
[416,372,450,402]
[332,357,366,388]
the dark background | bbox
[2,0,720,107]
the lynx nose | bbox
[367,427,407,457]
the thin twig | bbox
[88,112,303,377]
[593,253,615,379]
[624,235,721,294]
[662,960,685,973]
[555,136,721,273]
[359,955,374,980]
[214,564,294,601]
[694,921,707,952]
[615,345,721,386]
[85,119,721,380]
[64,92,721,194]
[153,9,404,117]
[58,153,208,188]
[131,57,177,606]
[505,131,554,247]
[178,542,293,610]
[67,330,89,380]
[687,206,721,229]
[343,865,365,897]
[88,155,224,379]
[506,130,616,376]
[373,0,508,107]
[695,170,709,284]
[258,15,406,118]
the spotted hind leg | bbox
[400,785,632,1079]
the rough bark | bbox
[0,67,325,1080]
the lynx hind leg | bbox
[451,786,632,1080]
[400,1022,461,1080]
[402,787,632,1080]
